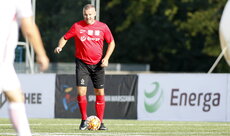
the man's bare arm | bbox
[20,16,49,71]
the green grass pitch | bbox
[0,118,230,136]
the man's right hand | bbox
[54,47,62,54]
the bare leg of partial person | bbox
[4,89,31,136]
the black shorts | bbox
[75,58,105,89]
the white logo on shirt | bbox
[88,30,93,35]
[80,29,100,36]
[95,30,100,36]
[80,36,87,41]
[87,37,100,41]
[80,36,100,42]
[80,29,86,33]
[80,30,101,42]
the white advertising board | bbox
[0,74,56,118]
[227,74,230,122]
[138,74,229,122]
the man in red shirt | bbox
[54,4,115,130]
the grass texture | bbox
[0,118,230,136]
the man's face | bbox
[83,8,96,25]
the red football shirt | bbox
[64,20,114,65]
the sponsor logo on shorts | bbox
[81,79,85,85]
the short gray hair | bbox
[83,4,95,11]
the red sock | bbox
[77,95,87,120]
[95,95,105,123]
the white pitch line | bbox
[1,123,229,136]
[1,123,230,127]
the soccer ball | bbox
[86,115,101,130]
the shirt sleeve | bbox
[16,0,33,19]
[64,24,77,40]
[103,24,114,44]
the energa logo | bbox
[144,82,164,113]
